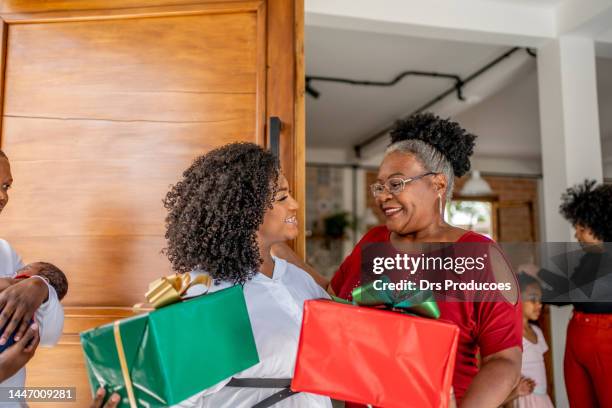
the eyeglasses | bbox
[370,172,437,197]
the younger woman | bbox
[164,143,331,408]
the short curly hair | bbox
[389,112,476,178]
[559,179,612,242]
[163,142,280,284]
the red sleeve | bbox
[330,251,352,296]
[475,300,523,356]
[460,231,523,356]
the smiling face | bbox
[375,151,445,235]
[0,157,13,215]
[574,224,602,246]
[257,174,299,246]
[522,283,543,321]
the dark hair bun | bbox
[560,179,612,242]
[389,112,476,177]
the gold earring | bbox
[438,193,443,217]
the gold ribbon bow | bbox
[145,273,212,309]
[117,273,213,406]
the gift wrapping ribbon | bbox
[113,321,137,408]
[144,273,212,309]
[334,275,440,319]
[113,273,213,406]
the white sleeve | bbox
[287,262,330,300]
[32,277,64,346]
[309,278,331,300]
[0,239,24,276]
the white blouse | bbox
[175,256,332,408]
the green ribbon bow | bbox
[332,275,440,319]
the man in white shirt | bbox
[0,239,64,406]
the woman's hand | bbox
[0,323,40,382]
[90,388,120,408]
[516,376,535,397]
[459,346,521,408]
[0,278,16,293]
[0,277,48,345]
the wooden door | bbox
[0,0,304,406]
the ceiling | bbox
[305,26,509,149]
[305,25,612,166]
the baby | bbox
[14,262,68,301]
[0,262,67,352]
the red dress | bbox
[330,226,522,405]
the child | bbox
[506,273,555,408]
[15,262,68,301]
[0,262,66,354]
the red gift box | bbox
[291,299,459,408]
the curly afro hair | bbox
[163,142,280,284]
[389,112,476,177]
[559,179,612,242]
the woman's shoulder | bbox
[0,239,22,276]
[0,239,16,255]
[185,270,233,297]
[357,225,390,245]
[456,230,493,243]
[279,258,330,300]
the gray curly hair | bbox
[385,139,454,202]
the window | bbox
[446,199,495,238]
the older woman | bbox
[276,113,522,407]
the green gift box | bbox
[80,285,259,407]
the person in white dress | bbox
[162,143,332,408]
[504,274,555,408]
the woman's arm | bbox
[459,346,521,408]
[500,376,535,406]
[270,243,334,294]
